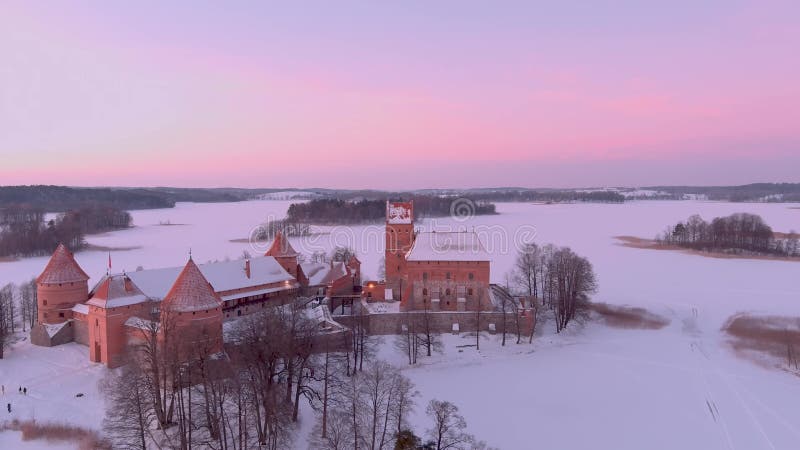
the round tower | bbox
[36,243,90,324]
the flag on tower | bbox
[108,252,112,270]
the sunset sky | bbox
[2,1,798,189]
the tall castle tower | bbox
[36,243,90,324]
[385,201,414,291]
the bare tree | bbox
[0,283,16,359]
[315,360,415,450]
[425,399,475,450]
[102,363,155,450]
[513,243,541,298]
[331,246,356,263]
[548,247,597,333]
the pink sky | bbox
[1,1,798,189]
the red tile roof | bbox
[36,243,90,284]
[87,274,149,308]
[265,231,299,257]
[162,258,222,313]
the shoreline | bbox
[614,236,800,262]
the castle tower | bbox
[265,230,299,278]
[385,201,414,289]
[36,243,90,324]
[161,257,224,357]
[86,273,150,367]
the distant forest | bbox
[285,197,497,225]
[463,190,625,203]
[646,183,800,202]
[0,185,249,212]
[0,204,132,257]
[657,213,799,257]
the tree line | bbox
[103,297,492,449]
[0,204,132,257]
[285,197,496,225]
[0,185,260,212]
[657,213,799,256]
[465,190,625,203]
[644,183,800,202]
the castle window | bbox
[43,300,48,306]
[423,288,428,296]
[469,272,474,280]
[468,288,474,296]
[423,272,428,280]
[59,312,64,318]
[445,288,451,296]
[446,272,451,279]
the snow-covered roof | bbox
[305,305,347,332]
[127,256,294,300]
[87,274,150,309]
[71,303,89,315]
[43,321,69,338]
[37,244,90,284]
[300,261,349,286]
[125,316,159,332]
[220,285,289,302]
[406,231,491,262]
[162,258,222,313]
[386,201,413,224]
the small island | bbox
[0,204,133,258]
[617,212,799,261]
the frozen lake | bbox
[2,199,799,449]
[2,199,798,330]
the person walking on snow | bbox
[23,387,26,395]
[6,403,10,413]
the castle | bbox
[363,201,493,312]
[31,201,526,368]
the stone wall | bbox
[336,311,534,337]
[30,321,76,347]
[73,319,89,345]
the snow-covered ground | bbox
[1,199,799,449]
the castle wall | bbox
[73,318,89,345]
[401,260,491,311]
[30,321,75,347]
[336,310,534,337]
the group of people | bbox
[3,384,30,414]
